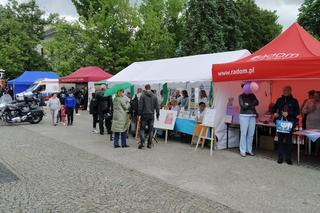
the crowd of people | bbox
[239,85,320,165]
[5,80,319,163]
[46,87,88,126]
[86,85,211,149]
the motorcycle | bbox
[0,96,44,124]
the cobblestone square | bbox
[1,113,320,213]
[0,125,236,213]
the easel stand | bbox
[135,118,141,143]
[136,118,162,144]
[191,122,207,145]
[194,124,216,156]
[153,129,169,144]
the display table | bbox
[293,129,320,164]
[174,118,196,135]
[255,122,276,148]
[225,122,240,149]
[225,122,275,149]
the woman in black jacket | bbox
[239,84,259,157]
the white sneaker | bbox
[92,129,99,134]
[76,113,80,116]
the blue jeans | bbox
[114,132,127,147]
[239,115,256,154]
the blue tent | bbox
[8,71,59,96]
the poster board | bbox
[179,110,190,119]
[202,108,216,127]
[154,109,178,130]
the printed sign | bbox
[154,109,178,130]
[202,108,216,127]
[276,119,293,133]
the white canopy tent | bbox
[107,49,261,149]
[108,50,251,84]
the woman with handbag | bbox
[272,86,300,165]
[111,90,130,148]
[239,84,259,157]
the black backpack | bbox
[130,95,139,115]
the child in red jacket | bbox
[60,105,67,126]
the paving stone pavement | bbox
[0,126,238,213]
[0,162,19,184]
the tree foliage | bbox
[132,0,176,61]
[180,0,282,55]
[1,0,285,79]
[43,21,85,76]
[71,0,102,20]
[180,0,225,55]
[298,0,320,40]
[236,0,282,52]
[0,0,50,79]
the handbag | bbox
[104,112,112,120]
[276,117,293,133]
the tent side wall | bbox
[271,79,320,105]
[12,84,31,96]
[213,81,271,149]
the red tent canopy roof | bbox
[212,23,320,82]
[60,66,113,83]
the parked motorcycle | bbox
[0,96,44,124]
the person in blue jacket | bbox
[65,92,76,126]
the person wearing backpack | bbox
[89,93,99,133]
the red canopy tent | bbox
[60,66,113,83]
[212,23,320,82]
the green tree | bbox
[165,0,187,50]
[298,0,320,40]
[132,0,176,61]
[49,0,138,74]
[217,0,242,51]
[82,0,139,73]
[71,0,102,20]
[236,0,282,52]
[9,0,47,40]
[0,1,50,79]
[180,0,225,56]
[43,21,85,76]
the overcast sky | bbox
[0,0,304,30]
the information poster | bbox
[154,109,178,130]
[202,108,216,127]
